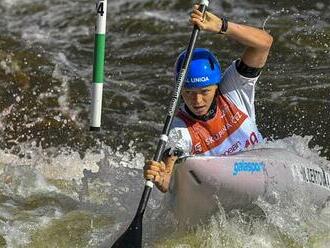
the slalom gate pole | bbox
[90,0,107,131]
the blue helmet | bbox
[175,48,222,88]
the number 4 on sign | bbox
[97,1,104,16]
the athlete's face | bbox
[181,85,218,116]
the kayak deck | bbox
[170,148,330,224]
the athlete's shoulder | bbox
[172,115,187,128]
[168,116,192,156]
[222,59,260,84]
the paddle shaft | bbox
[111,1,209,247]
[139,2,208,214]
[155,3,208,161]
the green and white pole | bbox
[90,0,107,131]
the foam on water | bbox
[0,136,329,246]
[257,135,329,168]
[0,141,146,246]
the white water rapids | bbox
[0,136,329,247]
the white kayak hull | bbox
[171,148,330,224]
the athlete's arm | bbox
[143,155,178,193]
[190,4,273,68]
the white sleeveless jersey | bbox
[167,60,264,156]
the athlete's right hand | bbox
[144,160,168,192]
[190,4,222,34]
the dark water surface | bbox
[0,0,329,247]
[0,0,329,158]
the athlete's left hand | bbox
[144,160,168,192]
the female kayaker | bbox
[144,5,273,192]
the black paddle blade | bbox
[111,213,143,248]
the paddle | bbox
[111,1,210,247]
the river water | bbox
[0,0,329,247]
